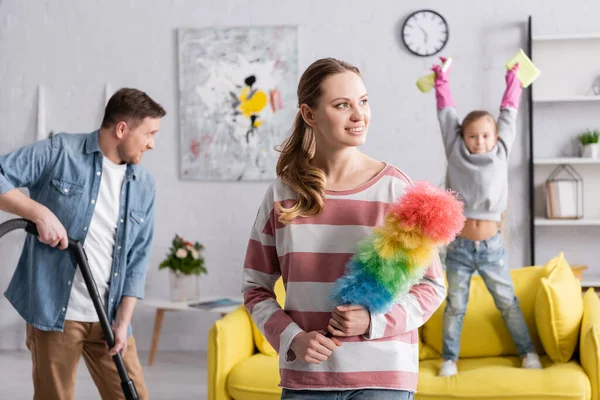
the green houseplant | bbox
[159,235,206,301]
[578,129,599,158]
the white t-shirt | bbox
[65,156,127,322]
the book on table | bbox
[188,298,242,310]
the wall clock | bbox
[401,10,449,57]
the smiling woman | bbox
[275,59,375,222]
[241,58,446,399]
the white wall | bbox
[1,0,599,351]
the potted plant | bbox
[159,235,207,301]
[578,129,599,158]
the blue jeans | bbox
[281,389,414,400]
[441,233,536,361]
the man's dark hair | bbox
[101,88,166,128]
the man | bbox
[0,88,166,400]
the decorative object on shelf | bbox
[592,76,600,96]
[177,26,298,181]
[571,265,588,281]
[545,165,583,219]
[401,9,449,57]
[505,49,541,88]
[578,129,599,158]
[159,235,207,301]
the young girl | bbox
[242,58,446,400]
[432,58,543,377]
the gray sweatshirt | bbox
[437,107,518,222]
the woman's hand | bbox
[290,331,341,364]
[327,304,371,337]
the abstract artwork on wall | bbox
[177,26,298,181]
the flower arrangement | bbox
[159,234,207,276]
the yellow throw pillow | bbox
[250,278,286,356]
[535,253,583,362]
[580,288,600,398]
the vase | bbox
[169,270,199,302]
[581,143,599,158]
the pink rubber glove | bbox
[501,63,522,110]
[432,57,454,110]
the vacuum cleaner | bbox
[0,218,139,400]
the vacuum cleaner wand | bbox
[0,218,139,400]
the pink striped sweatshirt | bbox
[242,164,446,392]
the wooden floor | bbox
[0,350,207,399]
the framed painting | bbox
[177,25,298,181]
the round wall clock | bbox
[401,10,449,57]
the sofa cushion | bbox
[228,353,281,400]
[580,288,600,399]
[419,340,441,360]
[535,252,583,362]
[418,355,590,400]
[251,278,286,356]
[422,265,546,358]
[419,327,441,360]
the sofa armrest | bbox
[580,289,600,400]
[208,306,256,400]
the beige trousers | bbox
[26,321,148,400]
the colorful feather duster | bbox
[329,181,465,314]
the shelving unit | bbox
[534,218,600,227]
[527,17,600,285]
[534,96,600,103]
[581,279,600,289]
[534,158,600,165]
[531,33,600,42]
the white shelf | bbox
[535,218,600,226]
[581,279,600,288]
[534,158,600,165]
[532,34,600,41]
[534,96,600,103]
[532,33,600,100]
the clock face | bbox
[402,10,449,57]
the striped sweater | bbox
[242,164,446,391]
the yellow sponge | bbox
[506,49,541,88]
[416,57,452,93]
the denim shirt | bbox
[0,131,155,333]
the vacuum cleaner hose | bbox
[0,218,35,238]
[0,218,139,400]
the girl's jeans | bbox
[441,232,536,361]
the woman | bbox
[242,58,445,400]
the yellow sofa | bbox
[208,254,600,400]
